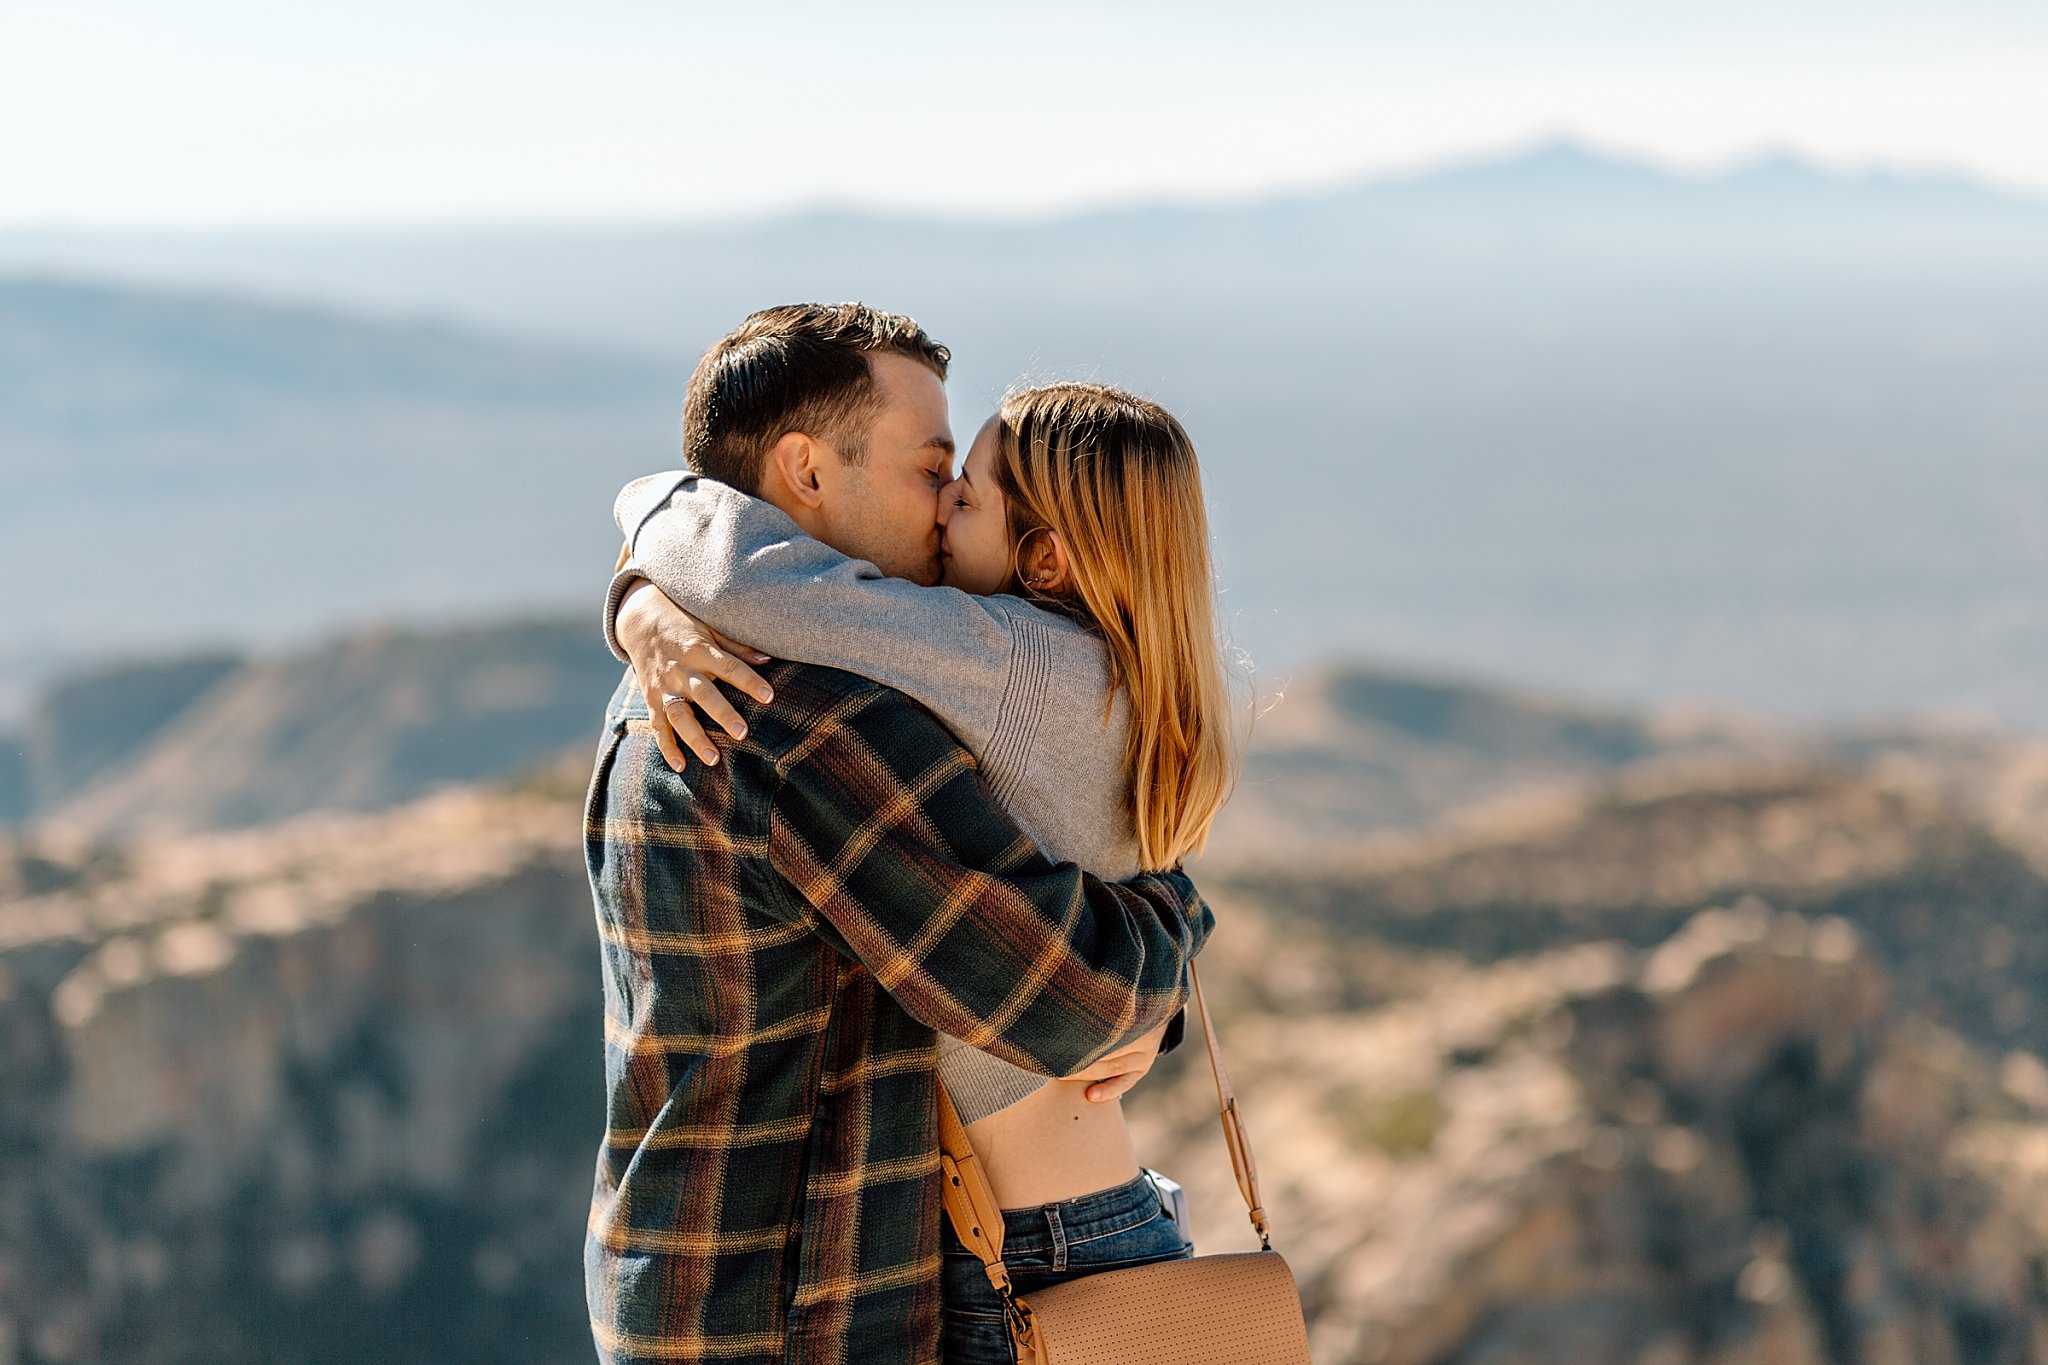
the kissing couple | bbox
[585,302,1241,1364]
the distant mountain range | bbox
[6,141,2043,358]
[0,277,676,703]
[1306,138,2048,220]
[4,140,2045,731]
[0,611,2023,854]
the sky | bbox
[3,0,2046,226]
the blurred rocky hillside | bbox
[0,770,597,1365]
[0,624,1727,837]
[1134,899,2048,1364]
[4,630,2048,1363]
[0,620,626,834]
[5,618,2006,845]
[1217,732,2048,1062]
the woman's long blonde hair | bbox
[990,382,1238,871]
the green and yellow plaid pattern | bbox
[583,662,1209,1364]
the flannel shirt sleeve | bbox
[767,686,1211,1079]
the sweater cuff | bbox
[602,565,643,664]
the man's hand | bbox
[1065,1021,1171,1103]
[617,579,775,770]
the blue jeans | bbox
[940,1172,1194,1364]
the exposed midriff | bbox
[964,1079,1141,1210]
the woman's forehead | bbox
[966,415,1002,468]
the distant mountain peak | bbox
[1711,147,2041,211]
[1367,135,1674,198]
[1358,137,2046,216]
[1487,135,1659,175]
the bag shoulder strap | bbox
[1187,961,1272,1248]
[937,1084,1039,1348]
[936,1083,1011,1272]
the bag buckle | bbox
[1002,1287,1038,1354]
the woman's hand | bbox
[616,578,774,770]
[1065,1021,1172,1103]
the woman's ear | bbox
[1019,528,1073,595]
[765,433,827,508]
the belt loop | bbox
[1045,1204,1068,1272]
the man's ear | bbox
[765,433,828,509]
[1019,528,1073,595]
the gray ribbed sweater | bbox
[606,472,1144,1124]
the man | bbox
[585,303,1209,1364]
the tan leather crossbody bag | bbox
[936,963,1314,1364]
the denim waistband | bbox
[987,1173,1164,1256]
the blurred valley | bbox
[6,619,2048,1362]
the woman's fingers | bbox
[630,612,778,769]
[704,623,773,670]
[717,653,775,704]
[1068,1043,1147,1083]
[678,672,750,744]
[660,694,720,766]
[1084,1071,1144,1103]
[695,641,774,706]
[641,682,691,772]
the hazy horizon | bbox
[4,133,2045,241]
[6,2,2047,228]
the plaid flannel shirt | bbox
[582,662,1210,1365]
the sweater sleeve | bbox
[607,471,1050,758]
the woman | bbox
[608,381,1237,1363]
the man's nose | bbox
[936,480,960,527]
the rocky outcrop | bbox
[1222,755,2048,1070]
[9,736,2048,1362]
[1132,901,2048,1365]
[0,770,600,1364]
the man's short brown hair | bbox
[682,303,951,493]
